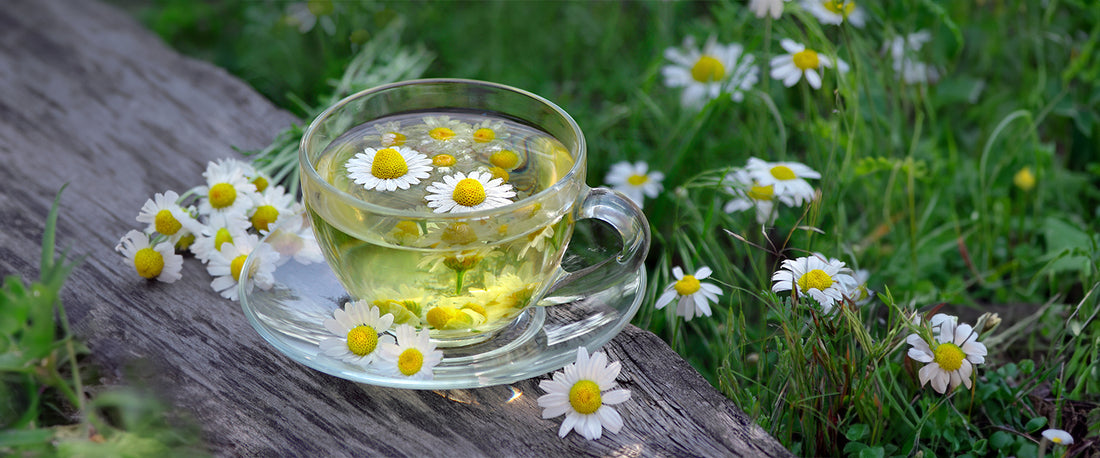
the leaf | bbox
[0,428,54,448]
[845,423,870,441]
[1025,416,1048,433]
[989,431,1014,450]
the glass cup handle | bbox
[546,187,651,295]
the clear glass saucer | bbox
[238,242,646,390]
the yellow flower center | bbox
[133,247,164,279]
[674,275,701,296]
[489,166,509,182]
[627,174,649,186]
[307,0,334,16]
[429,127,455,141]
[230,254,249,282]
[747,184,775,201]
[440,222,478,245]
[691,55,726,83]
[432,154,456,167]
[1051,436,1063,444]
[770,165,797,181]
[473,127,495,143]
[932,342,965,372]
[395,220,420,237]
[213,228,234,251]
[251,205,279,232]
[797,269,834,292]
[383,132,407,147]
[426,306,458,329]
[175,233,195,251]
[345,325,379,356]
[823,0,856,17]
[1013,167,1036,191]
[489,150,519,169]
[568,380,602,415]
[462,303,487,316]
[251,175,269,193]
[398,348,424,376]
[452,178,488,207]
[208,183,237,209]
[792,49,821,71]
[154,209,182,235]
[371,148,409,180]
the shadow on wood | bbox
[0,0,791,455]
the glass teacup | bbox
[299,78,649,347]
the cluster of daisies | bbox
[339,115,541,215]
[115,158,323,301]
[319,299,443,380]
[662,0,938,110]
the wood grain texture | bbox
[0,1,792,456]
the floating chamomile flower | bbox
[424,171,516,213]
[372,120,409,147]
[749,0,790,19]
[906,316,987,394]
[537,346,631,440]
[802,0,867,27]
[1041,428,1074,446]
[604,161,664,209]
[190,211,251,264]
[722,169,796,225]
[116,230,183,283]
[661,36,759,109]
[769,39,849,90]
[655,266,723,320]
[418,116,473,154]
[744,157,820,206]
[135,190,200,244]
[884,30,939,84]
[471,119,510,147]
[771,254,856,314]
[197,159,259,227]
[378,324,443,380]
[346,146,433,192]
[519,221,558,258]
[205,233,279,301]
[319,300,396,367]
[248,185,297,232]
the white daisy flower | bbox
[749,0,790,19]
[115,230,183,283]
[769,39,849,90]
[470,119,510,147]
[189,212,251,264]
[604,161,664,209]
[655,266,723,320]
[884,30,939,84]
[847,269,874,305]
[743,157,820,206]
[263,209,325,266]
[417,116,473,154]
[906,316,988,394]
[1041,428,1074,445]
[135,190,201,244]
[377,324,444,380]
[318,300,396,367]
[197,159,259,227]
[372,121,409,147]
[248,185,298,232]
[518,222,557,259]
[771,254,856,314]
[537,346,631,440]
[284,1,335,35]
[661,36,759,109]
[424,171,516,213]
[345,146,433,192]
[722,169,796,225]
[801,0,867,27]
[205,233,279,301]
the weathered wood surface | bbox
[0,1,792,456]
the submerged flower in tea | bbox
[537,347,631,440]
[378,324,443,380]
[319,300,396,367]
[661,36,759,109]
[769,39,849,90]
[205,233,279,301]
[604,161,664,209]
[116,230,183,283]
[771,254,856,314]
[802,0,867,27]
[424,170,516,213]
[418,116,473,154]
[346,146,433,192]
[655,266,723,320]
[906,315,987,394]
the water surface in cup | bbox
[306,110,577,343]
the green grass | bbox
[107,0,1100,455]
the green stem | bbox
[455,269,466,295]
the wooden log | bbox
[0,0,792,455]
